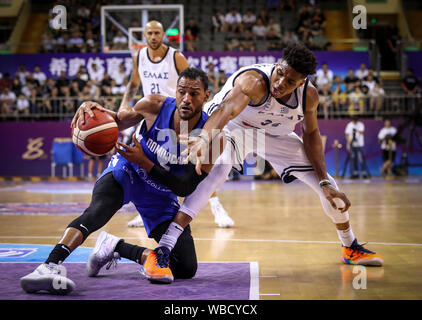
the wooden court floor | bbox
[1,178,422,300]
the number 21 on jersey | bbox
[151,83,161,94]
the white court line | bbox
[259,293,281,296]
[249,261,259,300]
[1,236,422,247]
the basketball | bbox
[72,108,119,156]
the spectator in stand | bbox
[88,63,104,85]
[54,33,71,53]
[186,17,200,40]
[42,31,54,53]
[224,8,242,33]
[318,83,333,119]
[15,65,29,85]
[369,82,385,117]
[365,67,380,84]
[214,70,228,93]
[312,6,326,29]
[112,30,128,50]
[69,30,84,52]
[240,29,255,51]
[331,75,347,111]
[77,5,90,21]
[401,67,420,111]
[355,63,369,80]
[362,74,377,92]
[267,17,281,38]
[56,71,69,89]
[212,10,225,33]
[0,87,16,116]
[252,18,267,40]
[60,85,76,115]
[21,82,32,98]
[266,27,282,51]
[344,68,359,87]
[111,63,127,86]
[184,29,196,52]
[315,62,333,89]
[226,31,242,51]
[33,66,47,87]
[267,0,282,11]
[348,86,365,116]
[70,80,81,97]
[86,80,100,100]
[257,9,270,26]
[282,30,299,47]
[101,72,112,89]
[16,93,30,116]
[11,77,21,95]
[378,118,397,177]
[85,30,97,52]
[242,8,256,31]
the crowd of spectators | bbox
[0,62,136,120]
[314,62,392,119]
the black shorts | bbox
[382,150,396,162]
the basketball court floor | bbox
[0,177,421,300]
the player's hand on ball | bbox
[71,101,108,128]
[322,185,351,213]
[116,133,153,171]
[179,134,208,175]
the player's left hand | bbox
[116,133,153,171]
[179,134,209,175]
[321,185,351,213]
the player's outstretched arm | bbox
[182,71,266,174]
[302,86,351,213]
[116,132,226,197]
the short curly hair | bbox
[281,42,318,77]
[177,67,209,91]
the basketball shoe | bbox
[128,215,144,227]
[86,231,122,277]
[140,246,174,284]
[20,262,75,295]
[341,239,384,266]
[209,197,234,228]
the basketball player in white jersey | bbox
[180,43,384,266]
[122,20,233,228]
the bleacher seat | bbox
[51,138,84,178]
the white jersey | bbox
[205,63,310,136]
[137,45,179,97]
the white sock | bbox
[337,226,355,247]
[209,196,219,205]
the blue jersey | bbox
[100,97,208,235]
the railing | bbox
[2,94,420,122]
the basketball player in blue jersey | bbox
[181,43,384,267]
[124,20,233,228]
[20,68,224,294]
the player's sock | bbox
[337,227,355,247]
[114,241,146,265]
[45,244,71,264]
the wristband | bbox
[158,222,184,251]
[319,179,332,187]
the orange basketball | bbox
[72,108,118,156]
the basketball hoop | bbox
[130,43,147,56]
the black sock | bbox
[45,244,72,264]
[115,241,146,265]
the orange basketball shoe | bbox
[140,247,174,284]
[341,239,384,266]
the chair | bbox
[51,138,73,178]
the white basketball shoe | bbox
[86,231,122,277]
[20,262,75,295]
[209,197,234,228]
[127,215,144,227]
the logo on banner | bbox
[0,248,37,258]
[22,137,45,160]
